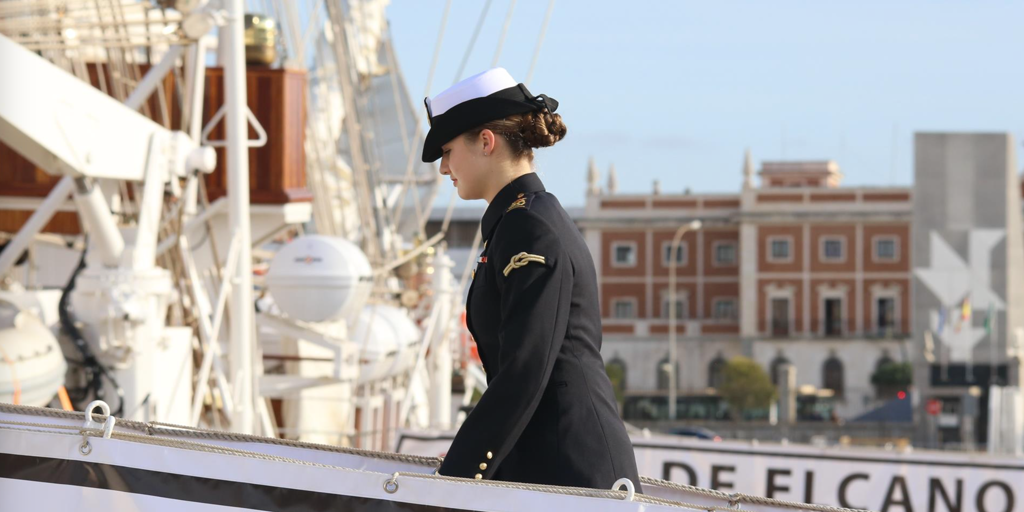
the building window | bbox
[657,357,677,390]
[770,297,791,337]
[662,241,687,267]
[767,237,792,263]
[770,355,791,387]
[713,241,737,266]
[876,297,896,336]
[823,356,844,397]
[824,298,843,336]
[711,298,738,321]
[708,356,727,389]
[612,242,637,267]
[821,237,845,262]
[661,297,687,319]
[874,237,898,262]
[612,299,636,319]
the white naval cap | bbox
[422,67,558,163]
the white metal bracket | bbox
[255,312,355,381]
[84,400,116,439]
[612,478,636,501]
[201,104,268,148]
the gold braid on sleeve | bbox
[503,252,546,277]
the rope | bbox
[640,476,870,512]
[383,35,412,155]
[523,0,555,87]
[392,471,708,510]
[453,0,494,83]
[641,476,735,501]
[491,0,517,67]
[0,419,85,431]
[423,0,453,104]
[0,403,438,467]
[389,0,453,232]
[145,423,437,466]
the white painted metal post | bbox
[71,177,125,267]
[185,37,209,144]
[429,248,455,430]
[668,220,701,421]
[221,0,255,434]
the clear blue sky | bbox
[387,0,1024,207]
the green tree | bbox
[718,357,776,420]
[870,362,912,399]
[870,362,912,387]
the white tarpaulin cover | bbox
[397,432,1024,512]
[0,403,741,512]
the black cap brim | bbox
[421,84,556,163]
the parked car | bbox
[668,426,722,441]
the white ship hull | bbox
[398,432,1024,512]
[0,403,730,512]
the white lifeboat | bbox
[351,304,421,384]
[265,235,373,324]
[0,300,68,406]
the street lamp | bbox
[668,219,702,421]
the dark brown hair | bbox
[463,110,567,162]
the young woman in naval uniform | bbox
[421,68,641,492]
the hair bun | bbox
[518,110,567,149]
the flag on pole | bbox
[937,307,946,334]
[955,298,971,334]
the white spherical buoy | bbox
[266,235,372,323]
[351,304,421,383]
[0,301,68,407]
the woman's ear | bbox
[479,129,496,157]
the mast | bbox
[222,0,255,434]
[325,0,387,265]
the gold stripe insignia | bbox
[503,252,546,276]
[506,198,527,212]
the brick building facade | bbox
[580,156,912,420]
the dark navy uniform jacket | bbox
[438,173,641,491]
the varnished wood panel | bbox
[0,210,81,235]
[202,67,311,204]
[0,66,310,235]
